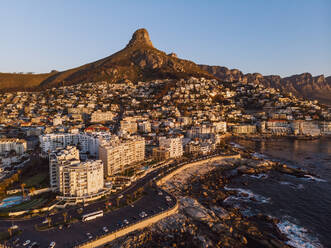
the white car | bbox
[28,242,38,248]
[86,232,93,239]
[49,241,56,248]
[139,211,147,218]
[23,240,31,246]
[102,226,108,233]
[123,219,129,225]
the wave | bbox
[247,173,268,179]
[224,186,270,204]
[303,175,327,183]
[252,152,268,159]
[277,219,324,248]
[279,181,305,190]
[229,142,245,149]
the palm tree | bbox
[63,212,68,223]
[21,183,26,198]
[47,217,51,227]
[8,227,12,238]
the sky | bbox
[1,0,330,77]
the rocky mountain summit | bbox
[200,65,331,105]
[0,28,211,91]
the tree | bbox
[63,212,68,223]
[47,217,51,227]
[21,183,26,198]
[29,187,36,195]
[8,227,12,238]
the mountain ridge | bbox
[199,65,331,105]
[0,28,330,105]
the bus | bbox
[82,210,103,222]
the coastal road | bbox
[3,188,176,248]
[0,152,228,247]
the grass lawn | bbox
[22,172,48,188]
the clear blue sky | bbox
[1,0,330,77]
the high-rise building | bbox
[99,136,145,176]
[0,138,27,155]
[40,132,112,157]
[49,146,104,198]
[158,136,183,158]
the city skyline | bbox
[1,0,330,77]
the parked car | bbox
[123,219,129,225]
[86,233,93,239]
[102,226,109,233]
[48,241,56,248]
[23,240,31,246]
[28,241,38,248]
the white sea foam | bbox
[279,181,305,190]
[224,186,270,204]
[229,142,245,149]
[303,175,327,183]
[252,152,267,159]
[248,173,268,179]
[277,219,324,248]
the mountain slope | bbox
[200,65,331,106]
[0,29,212,91]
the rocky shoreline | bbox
[106,152,317,248]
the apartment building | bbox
[49,146,80,188]
[138,121,151,133]
[120,117,138,134]
[99,136,145,176]
[232,124,257,134]
[49,146,104,197]
[40,132,112,157]
[0,138,27,155]
[90,111,114,123]
[158,136,183,158]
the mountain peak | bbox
[126,28,154,48]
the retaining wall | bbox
[76,201,179,248]
[157,154,241,186]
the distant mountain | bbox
[0,29,212,91]
[199,65,331,106]
[0,28,330,106]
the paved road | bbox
[0,152,230,247]
[0,165,176,248]
[3,188,175,248]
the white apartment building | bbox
[0,138,27,155]
[158,136,183,158]
[49,146,80,188]
[40,133,80,154]
[49,146,104,198]
[99,136,145,177]
[40,132,112,157]
[320,121,331,135]
[187,125,216,139]
[232,124,257,134]
[91,111,114,123]
[138,121,151,133]
[213,121,227,133]
[120,117,138,134]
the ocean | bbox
[227,137,331,248]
